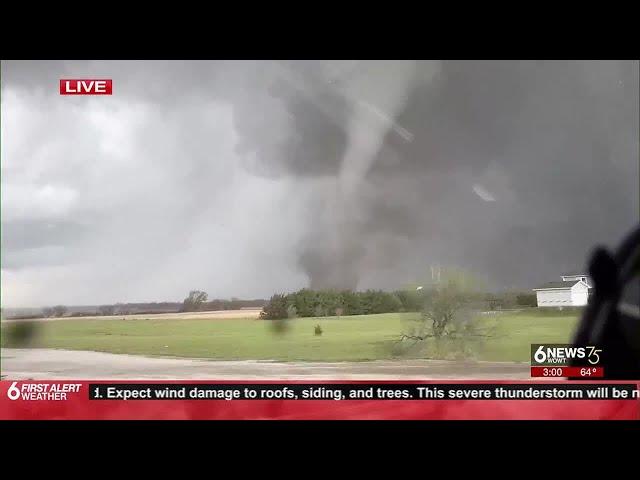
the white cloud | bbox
[2,183,78,221]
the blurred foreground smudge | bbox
[3,321,41,347]
[268,319,291,336]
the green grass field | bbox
[1,309,580,362]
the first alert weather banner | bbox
[1,381,639,420]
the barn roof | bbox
[533,280,581,291]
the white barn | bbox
[533,274,592,307]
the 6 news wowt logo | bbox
[530,344,604,378]
[60,79,112,95]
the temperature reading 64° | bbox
[580,367,600,377]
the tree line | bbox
[23,287,537,320]
[260,289,422,319]
[31,296,267,319]
[180,290,266,312]
[259,288,537,320]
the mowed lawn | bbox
[1,310,580,362]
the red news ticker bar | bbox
[530,366,604,378]
[2,380,637,420]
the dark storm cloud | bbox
[230,60,639,289]
[1,60,638,306]
[1,219,87,252]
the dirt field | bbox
[1,309,262,323]
[1,348,534,380]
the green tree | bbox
[380,291,403,313]
[260,294,289,320]
[359,290,397,314]
[291,289,316,317]
[516,293,536,307]
[394,289,422,312]
[341,290,362,315]
[359,290,374,314]
[316,289,341,317]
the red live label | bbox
[60,79,112,95]
[530,366,605,378]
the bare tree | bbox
[99,305,115,316]
[395,269,494,359]
[182,290,208,312]
[52,305,67,318]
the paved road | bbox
[1,348,533,380]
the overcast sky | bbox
[1,60,638,307]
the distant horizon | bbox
[0,298,268,312]
[0,284,542,312]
